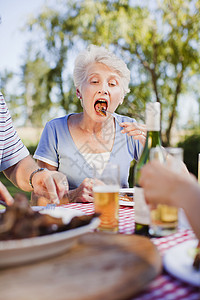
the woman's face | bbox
[78,62,124,121]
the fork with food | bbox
[96,101,146,146]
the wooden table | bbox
[0,203,199,300]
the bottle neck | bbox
[145,130,162,148]
[134,130,162,187]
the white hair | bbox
[73,44,130,96]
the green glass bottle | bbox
[134,102,162,236]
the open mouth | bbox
[94,100,108,116]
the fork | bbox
[45,203,56,210]
[97,109,121,125]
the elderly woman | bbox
[33,45,146,203]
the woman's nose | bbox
[98,90,108,95]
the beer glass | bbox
[93,163,120,232]
[149,147,183,237]
[165,148,191,230]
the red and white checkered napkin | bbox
[62,203,95,215]
[152,229,196,255]
[62,203,134,234]
[134,230,199,300]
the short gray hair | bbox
[73,44,130,95]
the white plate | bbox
[0,207,99,268]
[119,188,134,206]
[119,188,134,194]
[119,200,134,207]
[163,239,200,287]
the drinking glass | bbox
[149,147,183,237]
[93,163,120,232]
[165,148,191,229]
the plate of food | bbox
[163,239,200,287]
[0,195,99,268]
[119,188,134,206]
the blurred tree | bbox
[5,0,200,145]
[178,133,200,177]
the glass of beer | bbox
[93,163,120,232]
[149,147,183,237]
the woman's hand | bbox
[32,169,69,204]
[67,178,94,203]
[120,122,147,146]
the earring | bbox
[80,98,83,107]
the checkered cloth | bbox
[63,203,200,299]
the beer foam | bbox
[93,185,119,193]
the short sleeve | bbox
[33,122,58,167]
[0,93,29,171]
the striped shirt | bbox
[0,93,29,172]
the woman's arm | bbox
[4,156,68,204]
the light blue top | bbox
[34,113,143,189]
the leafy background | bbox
[1,0,200,196]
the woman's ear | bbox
[76,89,83,107]
[76,88,82,99]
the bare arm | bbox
[4,156,68,204]
[4,156,41,191]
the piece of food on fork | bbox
[94,99,107,116]
[94,99,122,125]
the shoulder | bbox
[47,113,78,127]
[47,115,68,126]
[114,113,136,123]
[0,93,6,105]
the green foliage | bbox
[178,133,200,177]
[28,145,38,156]
[1,0,200,145]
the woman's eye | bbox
[90,78,99,84]
[109,81,117,86]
